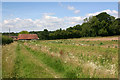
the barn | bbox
[17,34,39,40]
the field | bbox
[2,36,118,78]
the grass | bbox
[25,45,65,73]
[0,45,2,78]
[2,36,118,78]
[3,42,56,78]
[2,42,17,78]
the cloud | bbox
[2,9,118,32]
[42,13,55,16]
[2,18,36,32]
[74,10,80,14]
[59,3,80,14]
[86,9,118,18]
[67,6,75,10]
[2,14,83,32]
[67,5,80,14]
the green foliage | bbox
[65,69,77,78]
[2,32,18,36]
[96,12,115,23]
[109,18,120,35]
[47,12,119,39]
[99,42,104,45]
[98,28,108,36]
[2,36,13,45]
[37,29,49,40]
[19,31,29,34]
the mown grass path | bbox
[2,42,61,78]
[14,42,61,78]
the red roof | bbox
[18,34,39,40]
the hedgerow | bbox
[2,36,13,45]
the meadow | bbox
[2,36,118,78]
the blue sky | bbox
[2,0,119,2]
[3,2,118,20]
[2,2,118,32]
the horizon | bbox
[2,2,118,32]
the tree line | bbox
[2,12,120,40]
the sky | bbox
[2,2,118,32]
[2,0,119,2]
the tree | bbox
[19,31,29,34]
[98,28,108,36]
[73,24,82,30]
[88,16,100,36]
[38,29,49,40]
[84,18,89,23]
[109,18,120,35]
[96,12,115,25]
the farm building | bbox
[17,34,39,40]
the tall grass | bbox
[24,45,92,78]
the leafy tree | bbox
[98,28,108,36]
[38,29,49,40]
[109,18,120,35]
[19,31,29,34]
[66,27,73,32]
[96,12,115,24]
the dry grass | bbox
[2,42,17,78]
[71,36,118,41]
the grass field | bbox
[2,36,118,78]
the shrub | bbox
[2,36,13,45]
[99,42,104,45]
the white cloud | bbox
[67,6,75,10]
[67,5,80,14]
[2,15,83,32]
[59,3,81,14]
[4,20,9,24]
[42,13,55,16]
[2,9,118,32]
[86,9,118,18]
[74,10,80,14]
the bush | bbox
[99,42,104,45]
[2,36,13,45]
